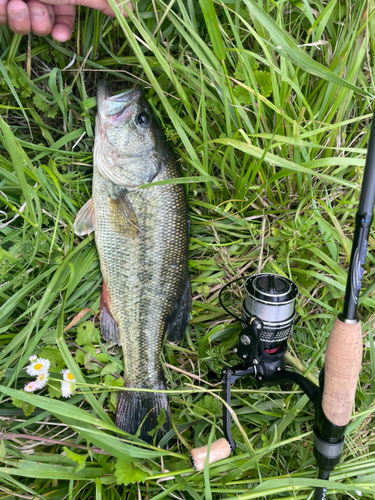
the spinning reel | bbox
[217,273,318,452]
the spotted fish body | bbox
[74,82,191,442]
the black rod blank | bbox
[342,117,375,320]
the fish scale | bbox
[75,82,191,442]
[93,167,189,389]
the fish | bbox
[74,81,191,442]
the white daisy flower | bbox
[26,358,50,376]
[61,369,75,382]
[24,381,38,392]
[61,381,75,398]
[29,355,37,362]
[35,371,49,389]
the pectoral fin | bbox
[109,189,142,237]
[74,198,95,236]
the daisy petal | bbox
[61,381,75,398]
[24,381,38,392]
[26,357,50,376]
[35,371,49,389]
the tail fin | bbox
[115,389,171,444]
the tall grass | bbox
[0,1,375,498]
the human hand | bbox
[0,0,132,42]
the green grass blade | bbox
[198,0,225,61]
[243,0,372,97]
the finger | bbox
[7,0,31,35]
[39,0,133,18]
[50,4,74,42]
[28,0,54,36]
[0,0,9,26]
[108,0,133,17]
[85,0,133,17]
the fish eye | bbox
[137,112,151,127]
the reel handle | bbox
[189,438,231,471]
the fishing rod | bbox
[313,114,375,498]
[189,114,375,498]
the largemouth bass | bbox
[74,81,191,442]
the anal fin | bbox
[74,198,95,236]
[100,281,121,345]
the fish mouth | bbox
[97,81,142,119]
[106,86,142,103]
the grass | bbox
[0,0,375,498]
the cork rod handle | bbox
[321,317,362,426]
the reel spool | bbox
[242,273,299,344]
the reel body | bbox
[234,273,299,379]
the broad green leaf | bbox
[76,321,98,346]
[103,375,123,388]
[47,379,62,398]
[96,353,109,363]
[11,397,35,417]
[114,458,151,486]
[148,408,166,438]
[41,329,57,345]
[39,346,65,373]
[195,395,221,415]
[63,447,87,472]
[101,362,120,377]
